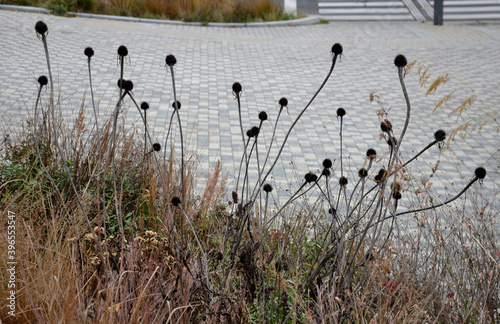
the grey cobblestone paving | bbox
[0,11,498,210]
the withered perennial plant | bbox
[2,20,495,323]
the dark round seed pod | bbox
[366,148,377,159]
[322,168,331,177]
[358,168,368,178]
[35,21,48,36]
[339,176,348,186]
[171,197,181,207]
[323,158,332,169]
[328,208,336,216]
[232,82,242,94]
[279,97,288,107]
[258,111,268,121]
[152,143,161,151]
[337,107,346,118]
[232,191,238,204]
[215,251,223,261]
[434,129,446,142]
[84,47,94,58]
[474,167,486,179]
[246,126,259,138]
[122,80,133,92]
[392,192,402,200]
[331,43,343,56]
[263,184,273,193]
[304,172,318,183]
[141,102,149,110]
[38,75,48,87]
[172,101,181,109]
[165,54,176,67]
[394,54,407,68]
[381,120,392,133]
[117,45,128,57]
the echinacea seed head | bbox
[323,159,332,169]
[375,168,386,183]
[141,102,149,110]
[328,208,336,216]
[381,120,392,133]
[339,176,348,186]
[117,45,128,57]
[172,101,181,109]
[259,111,268,121]
[434,129,446,142]
[35,21,48,36]
[331,43,343,56]
[232,82,242,94]
[117,79,133,91]
[84,47,94,58]
[392,192,402,200]
[279,97,288,107]
[322,168,331,177]
[474,167,486,179]
[247,126,260,138]
[337,107,346,118]
[152,143,161,151]
[38,75,48,87]
[358,168,368,178]
[304,172,318,183]
[394,54,407,68]
[215,251,223,261]
[165,54,176,67]
[263,184,273,193]
[232,191,238,204]
[171,197,181,207]
[366,148,377,159]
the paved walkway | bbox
[0,10,498,209]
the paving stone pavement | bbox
[0,10,498,214]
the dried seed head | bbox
[247,126,260,138]
[117,45,128,57]
[328,208,336,215]
[263,184,273,193]
[434,129,446,142]
[258,111,268,121]
[117,79,133,91]
[331,43,343,56]
[141,102,149,110]
[171,197,181,207]
[339,176,348,186]
[38,75,48,87]
[323,158,332,169]
[358,168,368,178]
[392,192,402,200]
[215,251,223,261]
[366,148,377,159]
[279,97,288,107]
[165,54,176,67]
[152,143,161,151]
[35,21,48,36]
[394,54,407,68]
[84,47,94,58]
[232,191,238,204]
[322,168,331,177]
[304,172,318,183]
[172,101,181,109]
[375,168,386,183]
[474,167,486,179]
[232,82,242,94]
[381,120,392,133]
[337,107,346,118]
